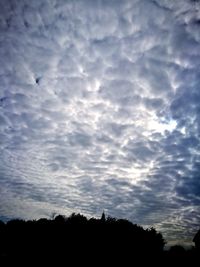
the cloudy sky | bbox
[0,0,200,247]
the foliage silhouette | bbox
[193,228,200,250]
[0,213,199,264]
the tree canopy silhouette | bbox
[0,213,199,265]
[193,228,200,250]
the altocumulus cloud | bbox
[0,0,200,246]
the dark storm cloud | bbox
[0,0,200,246]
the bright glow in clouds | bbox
[0,0,200,248]
[147,117,177,134]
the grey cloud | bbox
[99,79,136,105]
[143,97,164,111]
[67,131,92,147]
[124,140,156,162]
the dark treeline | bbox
[0,213,199,265]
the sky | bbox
[0,0,200,247]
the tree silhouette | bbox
[169,245,185,254]
[1,213,198,265]
[193,228,200,250]
[100,211,106,222]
